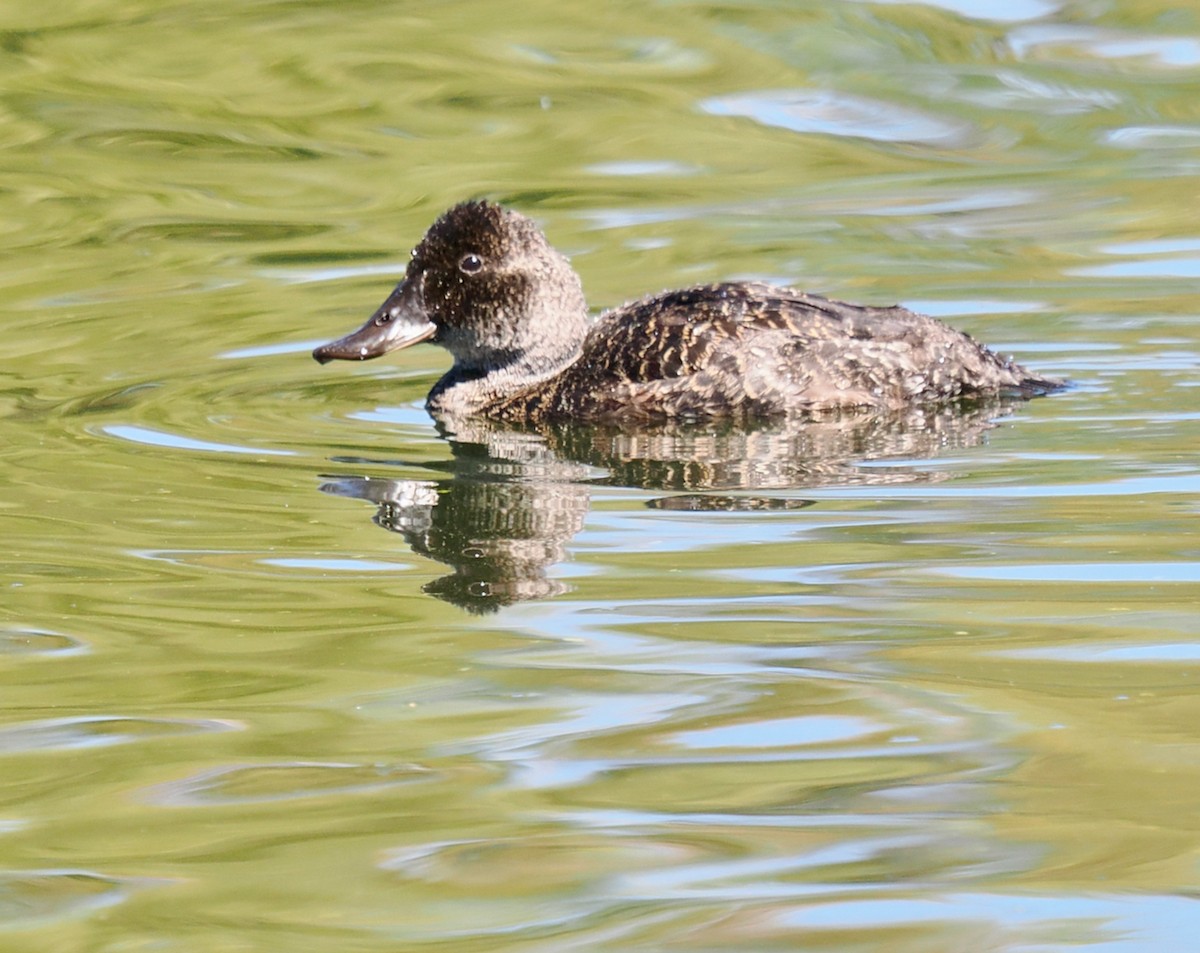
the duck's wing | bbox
[577,282,852,378]
[554,283,897,417]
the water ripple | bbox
[145,760,432,806]
[1009,25,1200,68]
[701,89,972,145]
[936,561,1200,583]
[771,892,1199,951]
[0,626,87,657]
[0,869,165,926]
[0,716,239,754]
[851,0,1061,23]
[101,423,294,457]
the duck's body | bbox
[314,201,1061,422]
[452,281,1057,423]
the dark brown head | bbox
[313,201,588,376]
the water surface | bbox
[2,0,1198,949]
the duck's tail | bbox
[1004,369,1067,399]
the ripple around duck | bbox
[0,0,1196,947]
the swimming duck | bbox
[313,200,1061,422]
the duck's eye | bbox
[458,253,484,275]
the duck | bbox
[313,200,1062,422]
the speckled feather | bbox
[315,200,1062,423]
[510,282,1052,422]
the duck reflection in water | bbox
[319,402,1029,613]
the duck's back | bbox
[508,282,1055,421]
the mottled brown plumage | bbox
[314,200,1062,422]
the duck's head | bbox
[313,201,588,375]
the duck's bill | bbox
[312,281,436,364]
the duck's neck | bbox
[426,342,582,418]
[429,264,590,418]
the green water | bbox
[2,0,1199,949]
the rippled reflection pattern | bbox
[1,0,1198,949]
